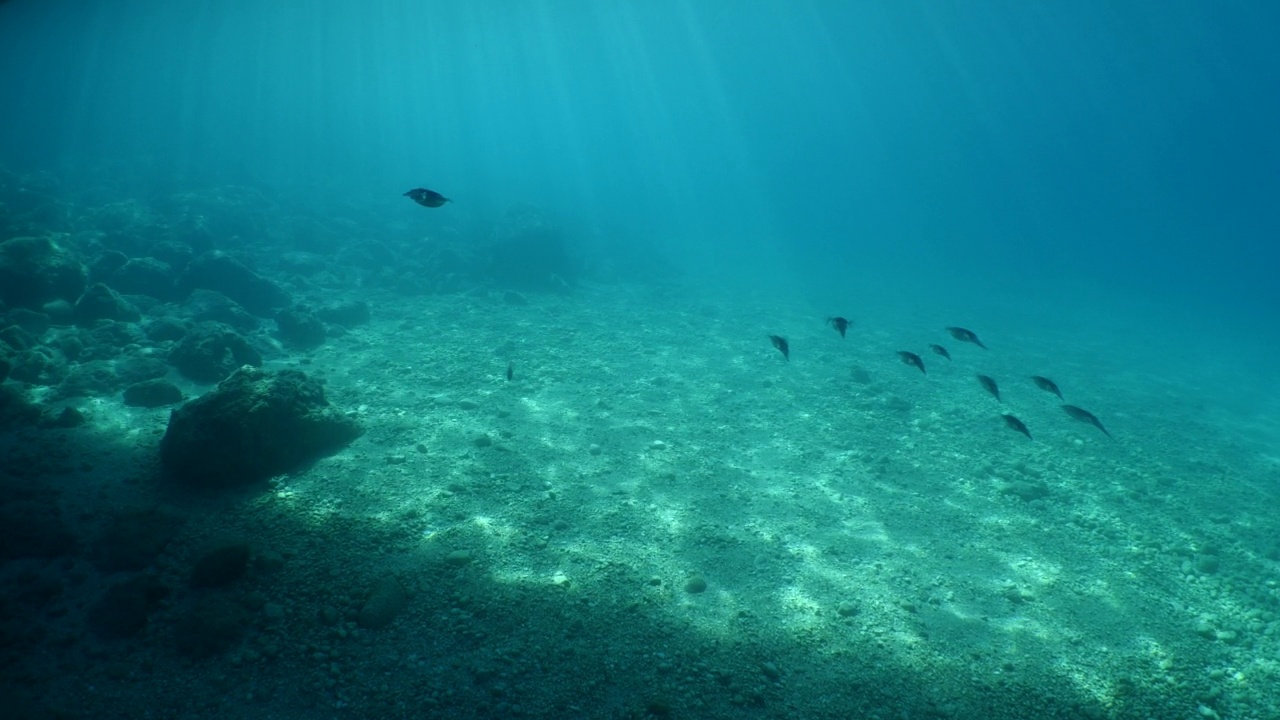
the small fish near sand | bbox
[945,326,987,349]
[404,188,451,208]
[1062,404,1112,438]
[1002,414,1032,440]
[897,351,926,374]
[827,316,852,338]
[977,374,1000,402]
[768,335,790,361]
[506,361,514,381]
[929,344,951,360]
[1030,376,1063,400]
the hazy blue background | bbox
[2,0,1278,403]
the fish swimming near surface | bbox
[945,326,987,349]
[827,316,851,338]
[506,361,514,381]
[1062,405,1111,438]
[929,344,951,360]
[1030,375,1063,400]
[977,375,1000,402]
[1002,414,1032,440]
[897,351,926,374]
[404,188,451,208]
[769,335,790,361]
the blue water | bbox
[3,2,1279,718]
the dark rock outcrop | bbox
[178,251,290,316]
[160,366,362,488]
[73,283,142,326]
[167,321,262,383]
[0,235,88,309]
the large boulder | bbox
[178,251,290,316]
[110,257,179,300]
[167,321,262,383]
[73,283,142,326]
[159,366,362,488]
[0,235,88,309]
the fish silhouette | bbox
[768,335,790,361]
[506,361,514,381]
[1062,405,1111,438]
[1030,376,1063,400]
[404,188,451,208]
[977,375,1000,402]
[929,344,951,360]
[945,326,987,349]
[897,351,926,374]
[827,316,851,338]
[1002,414,1032,440]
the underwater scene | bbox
[1,2,1279,719]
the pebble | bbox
[446,549,473,566]
[684,575,707,594]
[837,601,859,617]
[649,440,668,450]
[473,435,492,448]
[263,603,285,621]
[458,400,480,410]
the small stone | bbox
[837,601,859,617]
[588,444,602,456]
[649,440,668,450]
[1195,555,1220,574]
[357,576,407,630]
[473,435,492,448]
[761,662,781,681]
[684,575,707,594]
[263,603,285,621]
[458,400,480,410]
[446,549,473,566]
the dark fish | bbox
[897,351,926,374]
[404,187,451,208]
[977,374,1000,402]
[506,361,514,381]
[1030,375,1063,400]
[1002,414,1032,440]
[929,344,951,360]
[768,335,789,361]
[1062,405,1111,438]
[944,326,987,349]
[827,316,851,338]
